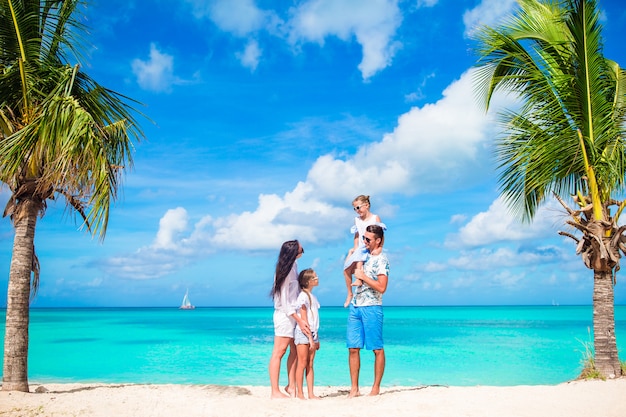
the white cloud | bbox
[131,43,177,93]
[451,275,475,289]
[85,277,103,287]
[450,214,467,224]
[288,0,402,79]
[305,69,502,200]
[186,0,403,79]
[184,0,516,81]
[491,270,525,287]
[209,183,348,249]
[103,249,188,280]
[417,0,438,7]
[184,0,282,74]
[236,39,262,71]
[447,246,564,271]
[447,198,564,248]
[463,0,517,38]
[103,69,512,278]
[424,262,446,272]
[192,0,280,35]
[153,207,189,250]
[424,281,442,291]
[102,185,348,279]
[404,72,435,103]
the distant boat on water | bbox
[179,289,195,310]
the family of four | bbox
[268,195,389,399]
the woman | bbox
[269,240,310,398]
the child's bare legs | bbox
[306,344,320,399]
[351,262,364,288]
[343,261,356,307]
[295,344,310,399]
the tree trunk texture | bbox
[2,199,39,392]
[592,269,622,378]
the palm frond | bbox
[473,0,625,222]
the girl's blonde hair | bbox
[298,268,316,289]
[298,269,316,306]
[353,195,370,205]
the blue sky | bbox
[1,0,625,308]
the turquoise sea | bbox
[1,306,625,387]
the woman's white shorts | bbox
[273,310,296,337]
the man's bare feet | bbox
[368,387,380,396]
[309,394,321,400]
[285,385,296,398]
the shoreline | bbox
[1,379,625,417]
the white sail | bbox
[180,289,195,309]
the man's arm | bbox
[354,269,388,293]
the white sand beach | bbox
[1,379,624,417]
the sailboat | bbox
[179,289,195,310]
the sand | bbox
[0,378,626,417]
[1,379,625,417]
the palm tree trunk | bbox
[2,199,39,392]
[592,269,622,378]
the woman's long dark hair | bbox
[270,240,300,298]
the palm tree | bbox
[473,0,625,378]
[1,0,144,391]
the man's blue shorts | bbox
[346,304,384,350]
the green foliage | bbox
[473,0,624,382]
[576,329,605,380]
[0,0,145,240]
[473,0,626,223]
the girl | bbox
[269,240,309,399]
[294,268,321,400]
[343,195,385,307]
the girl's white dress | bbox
[343,214,386,270]
[295,290,320,341]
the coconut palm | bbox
[473,0,625,378]
[1,0,144,391]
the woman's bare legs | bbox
[269,336,293,398]
[285,340,297,397]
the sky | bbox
[1,0,626,308]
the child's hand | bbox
[297,318,311,335]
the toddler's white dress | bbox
[343,214,386,270]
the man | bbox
[347,224,389,397]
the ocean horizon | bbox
[1,305,625,387]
